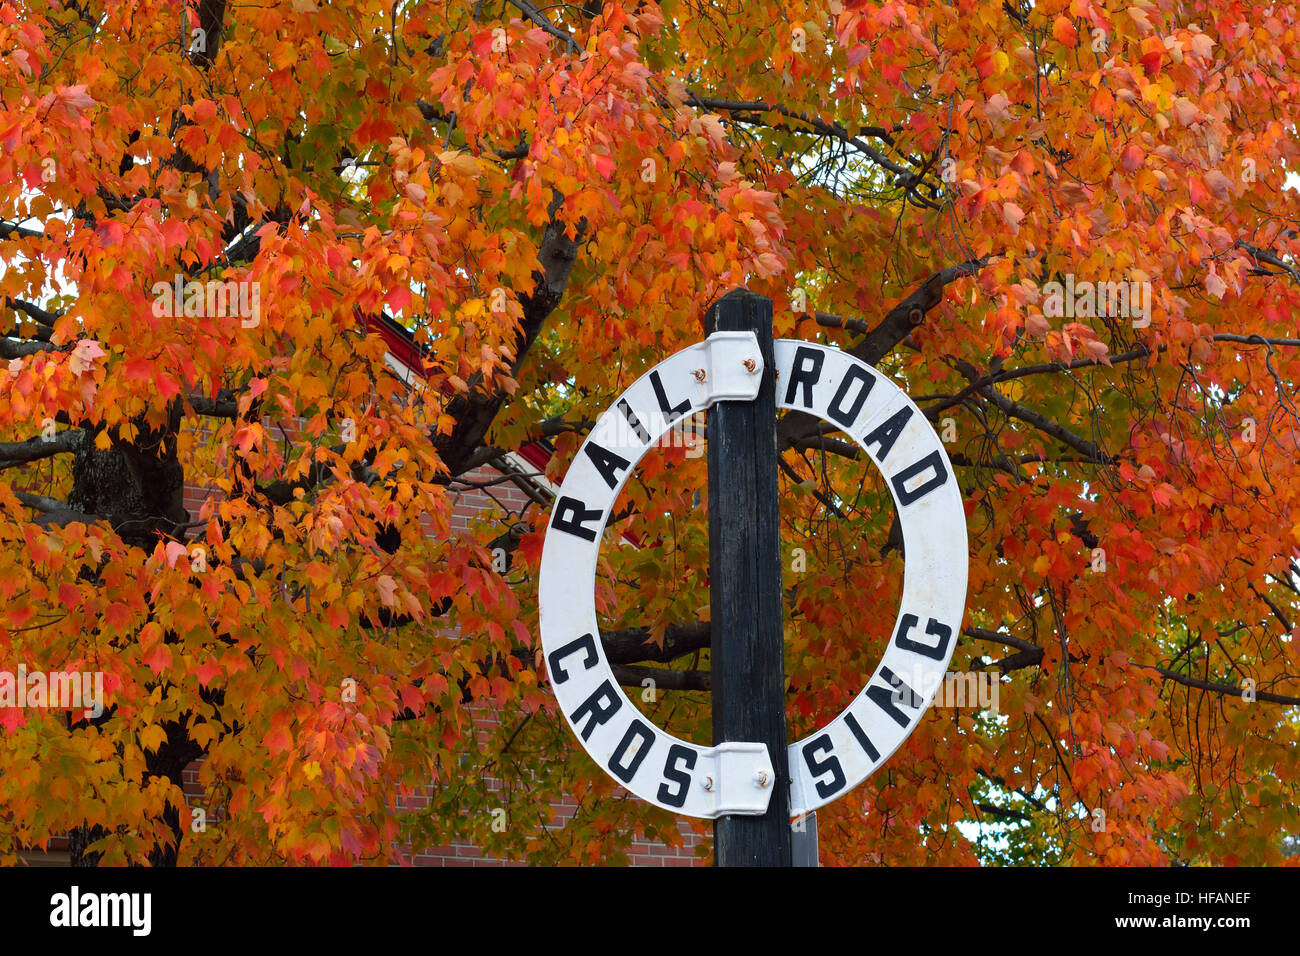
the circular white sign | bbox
[538,336,968,818]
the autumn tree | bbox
[2,0,1299,865]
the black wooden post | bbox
[707,289,791,867]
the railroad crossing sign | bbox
[538,290,968,864]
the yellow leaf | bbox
[140,725,167,753]
[191,722,216,748]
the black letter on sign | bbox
[610,719,654,783]
[618,399,651,443]
[891,450,949,506]
[802,734,846,799]
[895,614,952,661]
[862,406,912,462]
[650,369,691,419]
[552,496,603,542]
[844,711,880,761]
[868,666,918,728]
[784,346,824,410]
[583,441,630,490]
[828,365,875,430]
[571,680,622,740]
[547,632,599,684]
[658,744,696,808]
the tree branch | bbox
[0,429,83,466]
[14,492,100,527]
[600,621,711,665]
[1249,583,1292,633]
[504,0,579,52]
[434,191,585,476]
[0,221,42,240]
[850,257,998,367]
[926,348,1151,419]
[0,338,59,359]
[612,664,711,692]
[1234,239,1300,285]
[778,258,998,452]
[964,625,1042,655]
[187,395,239,418]
[1140,664,1300,706]
[684,96,916,182]
[956,359,1109,463]
[812,310,872,336]
[2,298,58,337]
[15,492,70,512]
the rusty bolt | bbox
[703,775,714,792]
[743,357,757,374]
[755,771,769,788]
[692,368,706,383]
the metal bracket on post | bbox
[683,331,765,403]
[699,742,775,818]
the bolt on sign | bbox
[538,329,968,820]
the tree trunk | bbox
[69,405,194,865]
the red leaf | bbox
[104,602,132,631]
[263,724,293,754]
[194,658,221,686]
[143,642,172,675]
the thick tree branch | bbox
[778,257,997,451]
[14,492,101,527]
[600,621,711,665]
[254,443,369,505]
[3,298,58,337]
[434,192,585,476]
[850,257,998,366]
[975,802,1034,822]
[190,0,228,69]
[812,310,872,335]
[790,434,861,460]
[187,395,239,418]
[612,664,711,692]
[964,626,1042,655]
[0,429,84,465]
[0,338,59,359]
[15,492,70,512]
